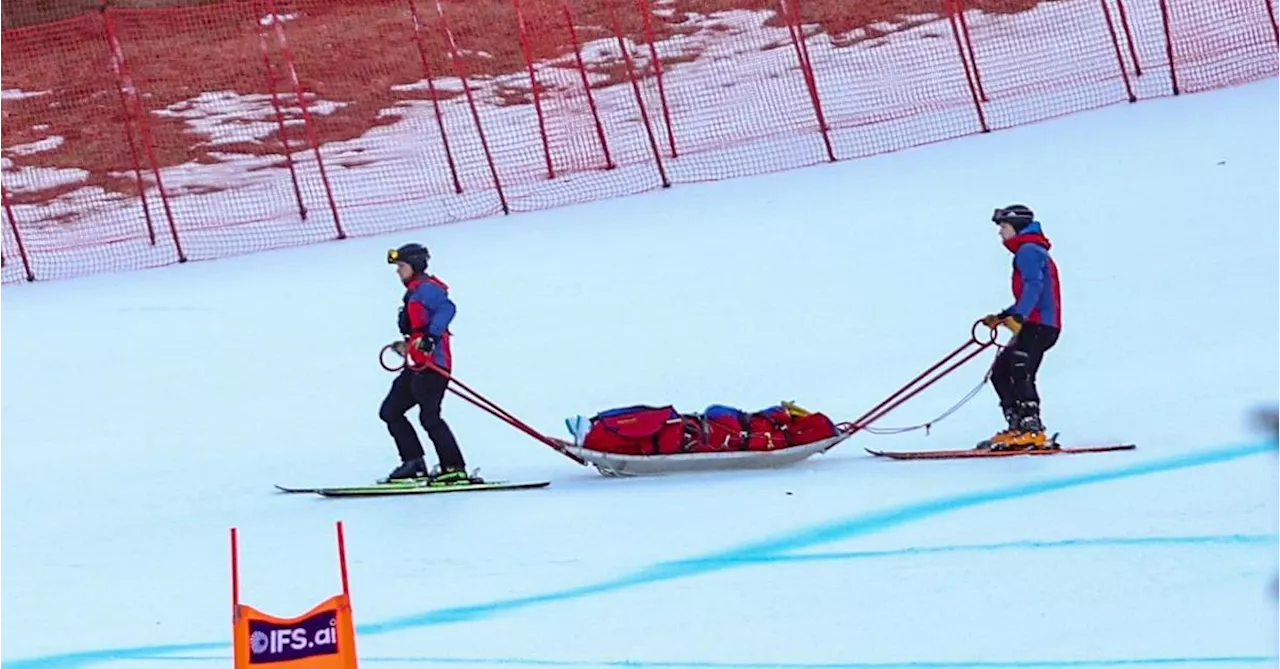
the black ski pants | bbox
[990,322,1060,408]
[379,368,466,470]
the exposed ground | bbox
[1,0,1041,206]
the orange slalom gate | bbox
[231,521,359,669]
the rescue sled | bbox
[562,402,852,477]
[377,317,1133,481]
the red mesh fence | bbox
[2,0,1276,283]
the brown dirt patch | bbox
[2,0,1044,209]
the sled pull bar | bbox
[441,365,589,466]
[846,320,999,436]
[380,344,588,466]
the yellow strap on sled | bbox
[782,400,812,417]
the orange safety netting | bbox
[2,0,1276,282]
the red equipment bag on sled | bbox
[702,404,838,451]
[580,402,840,455]
[580,405,693,455]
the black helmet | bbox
[387,243,430,273]
[992,204,1034,230]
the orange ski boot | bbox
[976,406,1019,450]
[990,401,1058,451]
[990,429,1051,450]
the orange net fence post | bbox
[792,0,987,161]
[952,1,987,102]
[1,186,35,282]
[266,0,503,233]
[562,0,651,186]
[1,12,182,281]
[1098,0,1140,103]
[2,1,1277,284]
[632,0,678,159]
[0,186,7,271]
[254,15,310,222]
[555,2,614,171]
[259,0,346,238]
[233,0,504,235]
[102,11,161,249]
[952,1,1151,132]
[588,0,837,184]
[512,0,558,180]
[945,0,990,133]
[1268,0,1280,43]
[1161,0,1279,94]
[416,0,670,213]
[102,2,186,262]
[780,0,835,163]
[603,0,671,187]
[559,1,617,171]
[407,0,465,196]
[441,0,639,213]
[1095,0,1178,97]
[1158,0,1181,94]
[433,0,511,215]
[491,0,672,210]
[103,1,349,261]
[1112,0,1144,76]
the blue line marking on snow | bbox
[361,440,1276,631]
[679,532,1278,566]
[3,440,1275,669]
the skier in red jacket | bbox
[979,205,1062,450]
[380,243,469,484]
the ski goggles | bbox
[991,207,1033,225]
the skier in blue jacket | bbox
[380,243,469,483]
[979,204,1062,450]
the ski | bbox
[865,443,1136,460]
[277,479,550,497]
[275,479,423,494]
[314,480,549,497]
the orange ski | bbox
[865,444,1136,460]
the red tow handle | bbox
[834,319,1003,443]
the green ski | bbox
[275,480,419,494]
[276,479,550,497]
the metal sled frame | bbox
[562,432,854,477]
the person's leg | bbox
[379,370,430,479]
[1004,323,1061,445]
[1011,325,1058,402]
[990,345,1016,409]
[980,345,1020,447]
[411,370,467,477]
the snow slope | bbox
[1,77,1277,668]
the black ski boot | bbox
[381,456,430,483]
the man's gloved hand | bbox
[411,333,438,355]
[998,310,1024,334]
[980,311,1024,334]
